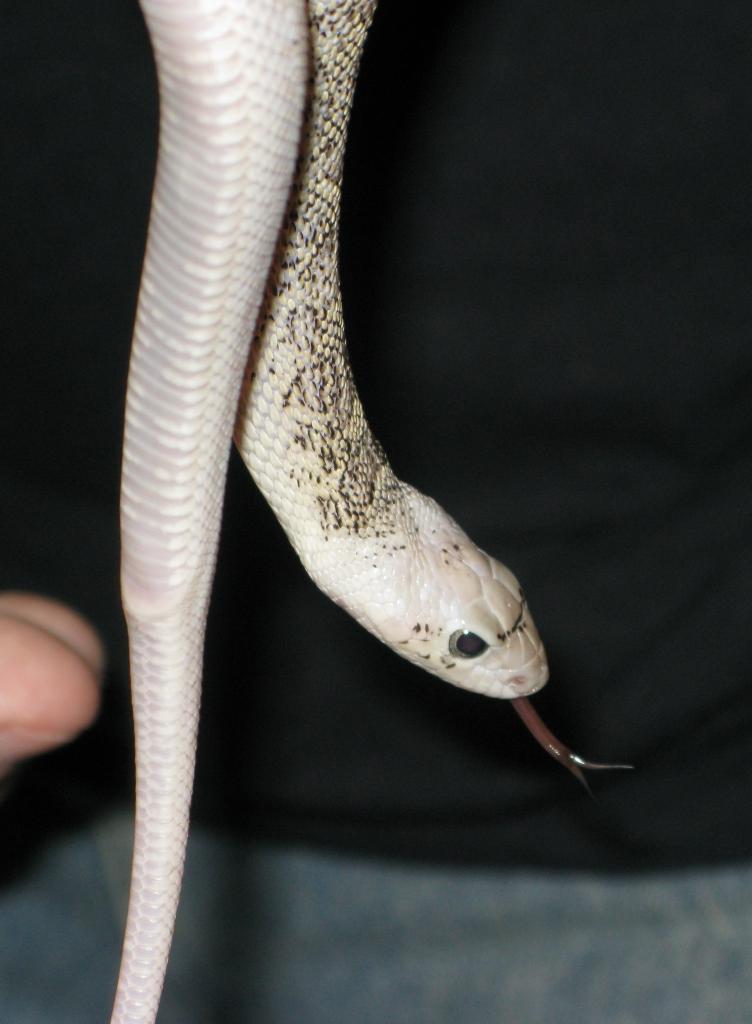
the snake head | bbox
[385,541,549,699]
[316,487,631,787]
[329,489,549,700]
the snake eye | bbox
[449,629,489,659]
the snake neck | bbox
[235,0,413,574]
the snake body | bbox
[112,2,621,1021]
[233,1,548,699]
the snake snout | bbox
[506,658,549,697]
[483,646,548,699]
[491,609,549,698]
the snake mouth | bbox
[507,674,546,698]
[497,630,549,697]
[510,696,633,792]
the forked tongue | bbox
[511,697,633,794]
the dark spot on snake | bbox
[497,611,525,643]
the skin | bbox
[0,592,103,786]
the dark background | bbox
[2,0,751,872]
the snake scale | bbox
[113,1,627,1021]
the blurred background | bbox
[2,0,751,1020]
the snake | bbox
[112,1,629,1021]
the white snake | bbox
[113,1,628,1021]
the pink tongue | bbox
[510,697,633,792]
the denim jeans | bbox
[2,812,751,1024]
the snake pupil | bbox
[449,630,489,658]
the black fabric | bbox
[3,0,751,871]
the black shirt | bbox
[3,0,751,871]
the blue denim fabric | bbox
[2,816,751,1024]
